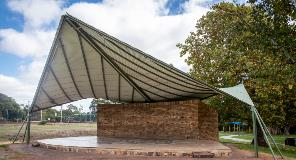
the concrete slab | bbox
[37,136,231,158]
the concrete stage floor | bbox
[36,136,231,158]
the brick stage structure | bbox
[97,100,218,141]
[36,100,231,158]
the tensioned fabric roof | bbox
[31,14,250,112]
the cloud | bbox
[0,74,35,103]
[0,29,55,58]
[65,0,208,69]
[7,0,63,29]
[0,0,209,107]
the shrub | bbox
[38,120,48,125]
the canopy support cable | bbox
[29,16,65,112]
[33,104,41,110]
[77,34,97,98]
[142,88,171,100]
[118,75,121,101]
[41,87,58,105]
[65,18,152,102]
[251,106,276,159]
[59,38,83,99]
[101,57,109,99]
[105,39,212,89]
[49,66,72,101]
[91,32,212,91]
[131,88,134,102]
[127,73,198,99]
[12,116,27,144]
[112,57,214,95]
[252,107,258,157]
[253,107,284,159]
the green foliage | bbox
[62,104,82,118]
[0,93,25,121]
[0,144,8,148]
[89,98,120,112]
[177,1,296,133]
[42,108,59,122]
[38,120,48,125]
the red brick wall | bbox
[198,102,219,141]
[97,100,218,141]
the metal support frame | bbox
[118,75,121,101]
[100,38,213,91]
[25,105,31,144]
[126,73,196,99]
[101,56,109,99]
[49,66,72,101]
[65,18,153,102]
[251,106,284,160]
[41,87,57,105]
[78,34,97,98]
[66,14,216,91]
[254,108,284,158]
[142,88,171,100]
[59,37,83,99]
[112,57,214,95]
[12,116,27,143]
[22,122,28,143]
[252,107,258,157]
[131,88,134,102]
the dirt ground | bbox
[0,143,280,160]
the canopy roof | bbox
[31,15,253,112]
[219,84,254,106]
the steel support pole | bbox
[254,108,284,159]
[25,109,31,144]
[253,107,276,159]
[252,107,258,158]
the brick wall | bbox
[97,100,218,141]
[198,102,219,141]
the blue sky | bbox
[0,0,234,110]
[0,0,189,77]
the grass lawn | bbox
[0,122,97,143]
[219,131,296,159]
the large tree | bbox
[177,2,296,134]
[0,93,25,120]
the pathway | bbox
[220,135,252,143]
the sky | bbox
[0,0,233,111]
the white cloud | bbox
[18,58,46,84]
[0,74,35,104]
[65,0,208,70]
[0,0,209,108]
[7,0,63,29]
[0,29,55,58]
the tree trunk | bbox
[252,121,267,147]
[284,126,290,135]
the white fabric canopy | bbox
[30,15,223,112]
[30,14,254,112]
[219,84,254,106]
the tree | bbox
[177,2,296,134]
[43,108,59,122]
[249,0,296,134]
[89,98,119,113]
[0,93,25,121]
[249,0,296,64]
[62,104,81,121]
